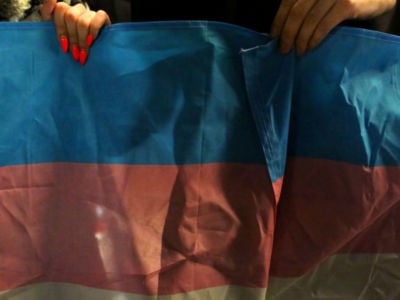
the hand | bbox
[41,0,111,65]
[271,0,396,55]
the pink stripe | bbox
[270,158,400,277]
[0,163,275,295]
[272,176,284,204]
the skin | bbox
[40,0,111,64]
[271,0,397,55]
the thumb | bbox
[40,0,57,20]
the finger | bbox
[295,0,336,55]
[86,10,111,47]
[76,10,95,49]
[80,10,111,65]
[53,2,70,53]
[270,0,297,37]
[278,0,318,53]
[76,10,111,65]
[89,10,111,39]
[40,0,56,21]
[307,1,352,52]
[64,4,87,61]
[76,10,96,65]
[76,10,110,48]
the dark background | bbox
[88,0,400,35]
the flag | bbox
[0,21,273,299]
[242,26,400,299]
[0,21,400,299]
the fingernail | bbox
[86,34,94,47]
[80,49,88,66]
[72,45,80,61]
[60,36,68,53]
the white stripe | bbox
[4,254,399,299]
[267,253,400,299]
[0,283,267,300]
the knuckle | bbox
[78,15,91,28]
[73,3,87,10]
[64,12,78,23]
[96,10,110,23]
[96,10,107,17]
[339,0,357,18]
[290,6,305,20]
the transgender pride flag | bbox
[243,27,400,299]
[0,21,399,299]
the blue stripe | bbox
[0,21,268,166]
[289,28,400,167]
[242,26,400,181]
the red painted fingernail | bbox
[72,45,80,61]
[86,34,94,47]
[60,36,68,53]
[80,49,88,66]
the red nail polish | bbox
[80,50,88,66]
[72,45,80,61]
[86,34,94,47]
[60,36,68,53]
